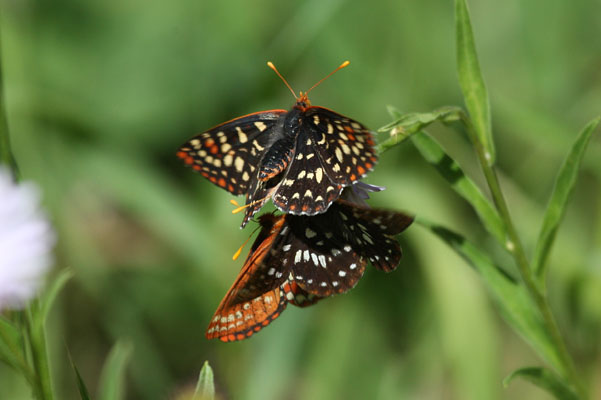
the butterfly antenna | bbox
[267,61,297,99]
[232,224,262,260]
[231,195,270,214]
[305,60,350,95]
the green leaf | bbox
[455,0,495,164]
[97,340,133,400]
[377,106,462,154]
[533,118,600,280]
[0,34,19,176]
[67,351,92,400]
[0,316,25,372]
[416,218,566,374]
[411,131,506,245]
[194,361,215,400]
[504,367,579,400]
[39,269,73,326]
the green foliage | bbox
[97,341,133,400]
[504,367,579,400]
[415,218,564,372]
[194,361,215,400]
[532,118,600,281]
[455,0,494,164]
[68,353,92,400]
[409,131,505,245]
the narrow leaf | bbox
[455,0,495,164]
[504,367,579,400]
[194,361,215,400]
[67,351,92,400]
[377,106,462,154]
[416,218,566,374]
[533,118,600,280]
[40,269,73,326]
[411,131,506,245]
[0,316,25,371]
[0,33,19,176]
[98,340,133,400]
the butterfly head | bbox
[294,92,312,110]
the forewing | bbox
[177,110,286,195]
[304,107,378,186]
[272,133,343,215]
[206,214,289,341]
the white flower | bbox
[0,167,55,310]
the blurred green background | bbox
[1,0,601,398]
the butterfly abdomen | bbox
[258,135,295,181]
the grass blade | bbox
[194,361,215,400]
[39,269,73,326]
[411,131,506,245]
[416,217,565,372]
[0,33,19,176]
[533,118,600,280]
[67,351,92,400]
[504,367,579,400]
[455,0,495,164]
[98,340,133,400]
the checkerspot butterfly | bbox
[177,62,378,228]
[205,199,413,342]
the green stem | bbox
[27,305,55,400]
[0,322,37,387]
[0,20,19,177]
[460,113,585,398]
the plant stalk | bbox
[460,113,585,398]
[27,305,55,400]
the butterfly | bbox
[177,61,378,228]
[205,199,414,342]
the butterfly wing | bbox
[335,200,414,272]
[277,211,368,297]
[270,107,377,216]
[271,132,343,216]
[304,107,378,185]
[282,280,324,308]
[206,214,290,342]
[177,110,286,195]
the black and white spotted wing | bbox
[333,201,414,272]
[255,200,414,297]
[271,134,343,217]
[207,200,413,341]
[304,107,378,185]
[177,110,286,195]
[240,107,377,226]
[279,211,368,296]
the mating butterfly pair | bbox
[177,61,378,227]
[177,62,412,341]
[206,200,414,342]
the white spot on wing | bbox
[254,121,267,132]
[315,168,323,183]
[234,156,244,172]
[236,127,248,143]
